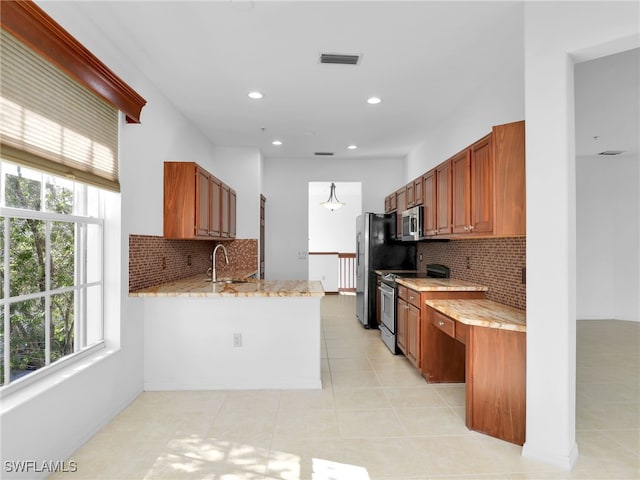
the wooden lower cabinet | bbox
[397,287,484,370]
[424,304,526,446]
[397,298,408,354]
[466,326,526,446]
[406,302,420,366]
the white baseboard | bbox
[522,440,579,471]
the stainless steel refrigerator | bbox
[355,213,416,328]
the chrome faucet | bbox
[212,244,229,282]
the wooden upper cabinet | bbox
[164,161,236,240]
[221,183,231,237]
[413,177,424,206]
[396,186,407,238]
[493,120,526,236]
[406,181,415,208]
[423,169,437,235]
[436,160,452,235]
[469,134,493,234]
[209,176,222,237]
[383,120,525,239]
[451,149,470,234]
[229,188,237,238]
[195,166,211,237]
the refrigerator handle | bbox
[356,232,360,266]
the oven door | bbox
[379,282,396,333]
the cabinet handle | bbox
[468,225,475,231]
[463,226,469,231]
[438,321,445,326]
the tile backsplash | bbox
[129,235,258,292]
[418,237,526,310]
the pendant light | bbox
[320,182,345,211]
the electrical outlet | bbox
[233,333,242,348]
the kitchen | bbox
[0,1,638,479]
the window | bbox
[0,161,104,387]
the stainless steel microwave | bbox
[401,206,423,241]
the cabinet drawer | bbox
[406,289,420,308]
[398,285,408,300]
[432,310,455,338]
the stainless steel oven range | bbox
[379,264,450,354]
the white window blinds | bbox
[0,29,120,192]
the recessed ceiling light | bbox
[248,91,263,99]
[367,97,382,105]
[347,145,358,150]
[272,140,282,146]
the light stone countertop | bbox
[130,274,325,298]
[396,277,489,292]
[425,299,526,332]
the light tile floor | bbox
[52,295,639,479]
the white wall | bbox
[577,155,639,321]
[263,156,404,280]
[523,0,639,470]
[405,8,524,180]
[208,146,263,240]
[308,182,362,253]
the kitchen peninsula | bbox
[131,275,325,390]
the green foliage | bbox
[1,168,75,383]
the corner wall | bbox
[523,0,639,470]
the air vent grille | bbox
[598,150,625,156]
[320,53,360,65]
[314,152,334,156]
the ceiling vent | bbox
[319,53,360,65]
[598,150,625,156]
[314,152,334,156]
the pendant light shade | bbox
[320,182,345,211]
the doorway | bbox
[307,181,362,292]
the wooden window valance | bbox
[0,0,146,124]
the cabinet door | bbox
[423,169,436,235]
[397,298,408,354]
[406,181,415,208]
[389,192,397,211]
[450,150,470,234]
[396,187,407,238]
[407,303,421,367]
[470,134,493,234]
[209,176,222,237]
[413,177,423,206]
[229,188,236,238]
[195,167,210,237]
[436,161,452,235]
[221,183,230,237]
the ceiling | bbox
[40,1,637,161]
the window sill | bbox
[0,343,118,414]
